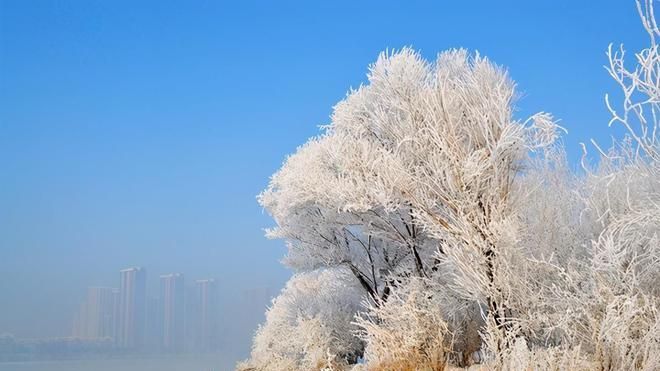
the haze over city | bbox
[1,0,656,370]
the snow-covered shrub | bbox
[354,278,453,371]
[238,267,364,371]
[492,338,591,371]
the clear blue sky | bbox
[0,0,646,349]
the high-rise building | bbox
[117,267,146,349]
[145,296,161,350]
[72,301,88,338]
[72,287,117,340]
[160,273,185,351]
[193,279,218,351]
[111,288,120,340]
[87,287,117,339]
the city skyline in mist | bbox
[0,0,649,363]
[71,268,222,352]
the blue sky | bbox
[0,0,647,348]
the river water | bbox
[0,354,234,371]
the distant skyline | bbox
[69,267,220,354]
[0,0,649,361]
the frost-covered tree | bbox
[255,47,562,367]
